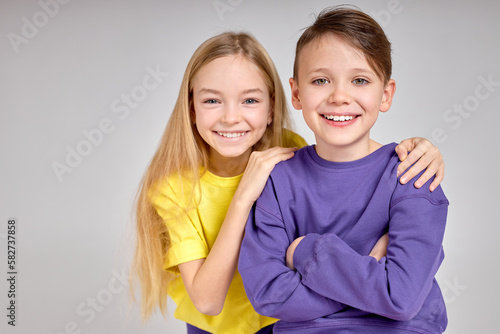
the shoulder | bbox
[271,145,312,176]
[392,170,449,209]
[149,172,199,213]
[282,129,308,148]
[374,143,448,206]
[265,146,315,199]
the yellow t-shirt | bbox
[151,130,306,334]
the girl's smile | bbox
[215,131,249,138]
[192,55,272,176]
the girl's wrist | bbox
[230,192,254,213]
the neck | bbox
[207,151,251,177]
[315,137,382,162]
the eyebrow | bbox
[309,67,330,74]
[197,88,265,95]
[308,67,375,76]
[241,88,264,94]
[350,68,375,75]
[197,88,221,95]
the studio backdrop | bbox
[1,1,499,333]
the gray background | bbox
[1,0,499,333]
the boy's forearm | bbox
[293,199,447,321]
[239,204,346,321]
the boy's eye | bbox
[313,78,329,85]
[353,78,368,85]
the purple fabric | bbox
[186,323,273,334]
[239,143,448,334]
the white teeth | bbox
[217,131,246,138]
[323,115,354,121]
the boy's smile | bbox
[290,33,395,162]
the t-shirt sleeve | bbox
[150,181,209,272]
[282,129,308,149]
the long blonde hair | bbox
[130,32,293,321]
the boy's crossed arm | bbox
[286,233,389,270]
[239,178,448,322]
[238,198,346,322]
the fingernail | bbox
[400,176,407,184]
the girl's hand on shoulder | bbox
[234,147,297,205]
[395,137,444,192]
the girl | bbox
[130,32,445,334]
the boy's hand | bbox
[395,137,444,192]
[286,236,305,270]
[369,233,389,261]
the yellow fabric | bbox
[151,130,306,334]
[282,128,308,149]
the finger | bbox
[397,137,429,155]
[253,147,297,167]
[396,138,437,176]
[404,155,443,189]
[395,138,415,158]
[399,149,437,185]
[258,152,295,172]
[394,145,408,171]
[429,163,445,192]
[411,166,437,189]
[248,147,292,164]
[246,148,296,177]
[253,147,297,161]
[398,148,427,182]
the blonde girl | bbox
[130,32,444,334]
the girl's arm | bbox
[178,147,296,316]
[396,137,444,191]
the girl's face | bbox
[192,55,272,174]
[290,33,395,162]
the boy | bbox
[238,6,448,334]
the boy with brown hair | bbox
[239,6,448,333]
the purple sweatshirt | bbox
[239,143,448,334]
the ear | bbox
[189,99,196,124]
[380,79,396,113]
[267,104,273,126]
[289,77,302,110]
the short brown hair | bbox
[293,6,392,84]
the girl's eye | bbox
[244,99,258,104]
[353,78,368,85]
[313,78,329,85]
[204,99,219,104]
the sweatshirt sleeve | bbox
[238,178,345,322]
[293,187,448,321]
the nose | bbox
[327,83,351,105]
[221,103,242,124]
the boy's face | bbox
[290,33,395,162]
